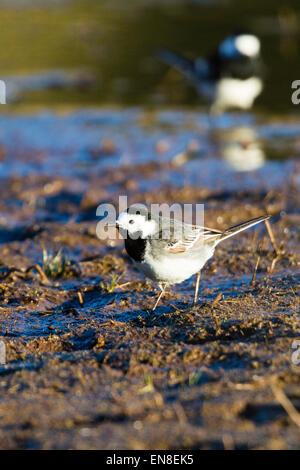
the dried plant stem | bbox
[33,264,50,285]
[115,281,134,289]
[269,255,279,274]
[212,292,222,306]
[251,256,260,285]
[77,291,84,305]
[265,219,279,255]
[271,383,300,429]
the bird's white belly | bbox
[214,77,263,111]
[135,246,215,285]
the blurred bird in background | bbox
[158,32,264,114]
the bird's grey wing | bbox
[148,216,222,253]
[164,221,222,254]
[148,218,200,254]
[166,215,270,253]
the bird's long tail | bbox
[218,215,270,243]
[158,48,196,80]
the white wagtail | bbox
[113,206,270,310]
[159,32,263,114]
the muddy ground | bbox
[0,110,299,450]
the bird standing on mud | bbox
[159,33,263,114]
[113,205,270,310]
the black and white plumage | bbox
[115,206,270,310]
[159,33,263,114]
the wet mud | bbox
[0,109,299,449]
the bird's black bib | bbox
[125,236,147,263]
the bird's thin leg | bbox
[152,283,166,311]
[192,271,201,307]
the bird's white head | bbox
[220,34,260,59]
[116,206,157,239]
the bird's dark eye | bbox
[129,219,134,224]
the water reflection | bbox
[172,126,265,172]
[216,127,265,172]
[0,109,297,200]
[3,71,95,103]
